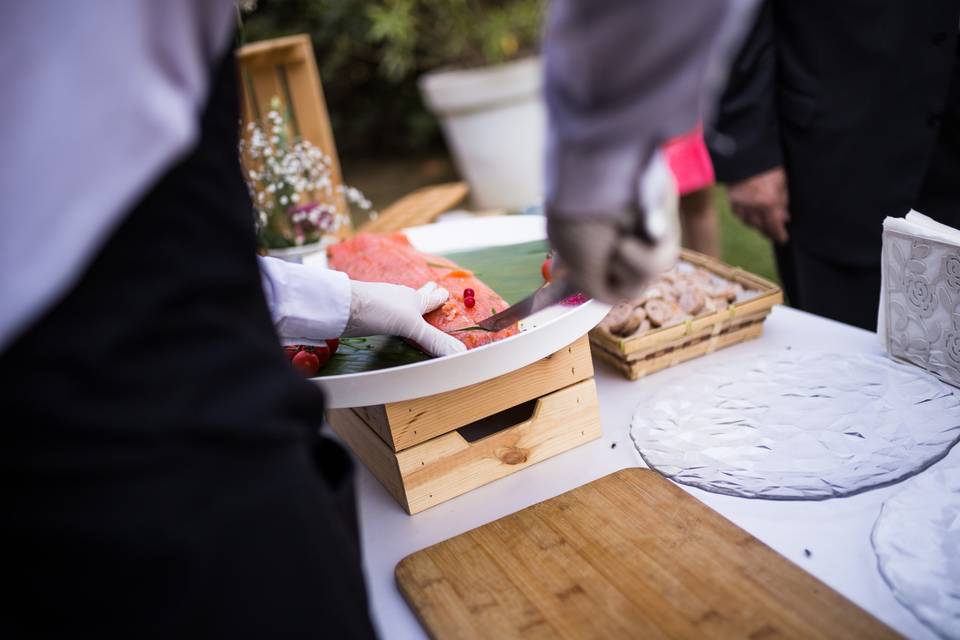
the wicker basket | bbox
[589,249,783,380]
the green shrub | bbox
[240,0,545,155]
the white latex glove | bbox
[546,152,680,304]
[343,281,467,357]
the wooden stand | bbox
[327,336,601,514]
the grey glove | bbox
[547,153,679,304]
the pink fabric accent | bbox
[662,123,715,195]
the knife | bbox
[475,278,579,332]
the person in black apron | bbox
[3,49,379,640]
[1,4,448,636]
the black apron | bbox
[1,48,376,639]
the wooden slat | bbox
[326,406,410,511]
[237,35,338,165]
[359,182,469,235]
[396,468,900,639]
[592,319,766,380]
[591,308,772,362]
[327,377,602,515]
[379,336,593,451]
[396,378,601,514]
[236,34,349,236]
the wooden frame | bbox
[235,34,468,236]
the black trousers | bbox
[914,40,960,222]
[775,243,882,332]
[6,435,376,639]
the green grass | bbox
[714,187,780,285]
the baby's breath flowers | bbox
[240,99,373,249]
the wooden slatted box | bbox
[590,250,783,380]
[327,336,602,514]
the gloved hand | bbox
[343,281,466,357]
[546,152,680,304]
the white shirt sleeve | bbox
[0,0,235,352]
[259,258,353,345]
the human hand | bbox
[342,281,466,357]
[726,167,790,244]
[546,152,680,304]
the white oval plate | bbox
[315,215,609,408]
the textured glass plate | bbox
[630,351,960,499]
[872,463,960,639]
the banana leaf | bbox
[316,239,550,376]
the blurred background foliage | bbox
[241,0,545,155]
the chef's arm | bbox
[259,256,353,343]
[258,257,465,356]
[708,2,791,244]
[544,0,758,303]
[708,1,782,182]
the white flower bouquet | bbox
[240,98,372,250]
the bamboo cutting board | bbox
[395,469,899,639]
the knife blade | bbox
[475,278,579,332]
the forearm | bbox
[708,1,783,183]
[544,0,758,215]
[258,257,352,344]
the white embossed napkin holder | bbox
[880,211,960,388]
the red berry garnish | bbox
[463,288,475,298]
[325,338,339,354]
[541,256,553,282]
[291,349,320,376]
[464,296,476,308]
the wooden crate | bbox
[327,336,602,514]
[590,250,782,380]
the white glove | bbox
[546,152,680,304]
[343,281,467,357]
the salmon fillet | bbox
[327,233,519,349]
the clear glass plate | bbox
[872,462,960,639]
[630,350,960,499]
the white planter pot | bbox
[419,57,545,211]
[266,239,329,267]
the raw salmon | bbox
[327,233,519,349]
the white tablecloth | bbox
[352,306,953,639]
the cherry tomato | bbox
[291,349,320,376]
[325,338,340,354]
[541,255,553,282]
[312,343,332,367]
[283,345,300,361]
